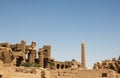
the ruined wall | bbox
[55,60,81,70]
[39,45,52,68]
[0,67,42,78]
[0,65,120,78]
[55,61,69,69]
[0,41,38,66]
[49,69,118,78]
[93,56,120,74]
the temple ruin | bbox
[0,40,120,78]
[93,56,120,73]
[0,40,84,69]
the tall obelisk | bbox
[81,40,86,68]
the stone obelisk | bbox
[81,40,86,68]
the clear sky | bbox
[0,0,120,68]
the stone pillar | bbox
[4,43,12,63]
[81,40,86,68]
[43,45,51,68]
[21,40,26,63]
[28,50,36,64]
[43,45,51,58]
[21,40,26,53]
[31,41,36,50]
[38,48,44,68]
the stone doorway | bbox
[61,65,64,69]
[16,56,23,66]
[56,64,60,69]
[65,65,68,69]
[44,58,48,68]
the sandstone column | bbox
[28,50,36,64]
[43,45,51,68]
[38,48,44,68]
[81,40,86,68]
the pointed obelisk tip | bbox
[82,40,85,44]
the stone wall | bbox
[0,67,42,78]
[49,69,119,78]
[0,66,120,78]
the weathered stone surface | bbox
[93,56,120,74]
[15,67,37,74]
[49,69,119,78]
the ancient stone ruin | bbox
[0,40,120,78]
[0,40,84,69]
[93,56,120,73]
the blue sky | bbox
[0,0,120,68]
